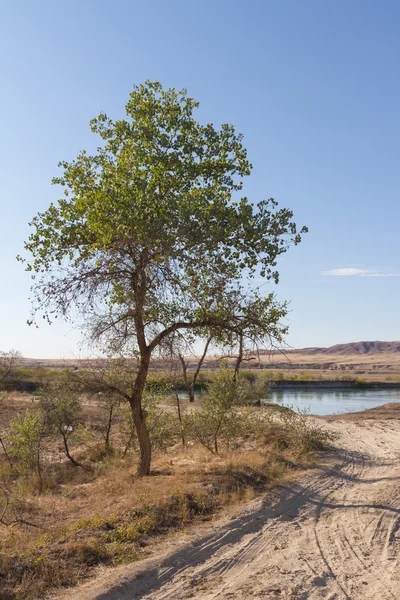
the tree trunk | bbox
[175,389,185,446]
[131,353,152,476]
[131,399,151,476]
[62,433,82,467]
[188,382,195,403]
[190,336,211,401]
[0,436,13,467]
[213,417,223,455]
[180,336,211,403]
[104,405,113,452]
[233,333,244,381]
[36,446,43,493]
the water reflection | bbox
[269,389,400,416]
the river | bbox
[269,388,400,415]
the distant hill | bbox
[258,341,400,373]
[257,341,400,357]
[17,341,400,369]
[297,341,400,355]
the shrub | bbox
[186,368,255,454]
[258,406,336,453]
[39,383,82,466]
[8,410,45,490]
[121,390,179,454]
[94,391,122,453]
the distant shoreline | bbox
[271,380,400,391]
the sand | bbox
[54,404,400,600]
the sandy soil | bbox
[55,404,400,600]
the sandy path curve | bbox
[61,413,400,600]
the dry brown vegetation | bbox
[14,340,400,386]
[0,392,333,600]
[61,404,399,600]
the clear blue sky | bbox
[1,0,400,358]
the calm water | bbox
[269,389,400,416]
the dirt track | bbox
[59,405,400,600]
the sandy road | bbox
[62,407,400,600]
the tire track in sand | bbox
[58,412,400,600]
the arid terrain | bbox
[259,340,400,373]
[52,403,400,600]
[20,341,400,383]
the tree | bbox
[121,388,178,455]
[0,350,22,388]
[8,410,45,491]
[215,293,289,380]
[232,331,256,380]
[186,366,262,454]
[177,335,212,403]
[94,391,122,453]
[19,81,306,476]
[0,394,13,467]
[0,351,20,463]
[39,383,82,466]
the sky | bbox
[1,0,400,358]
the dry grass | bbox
[0,442,318,600]
[0,393,335,600]
[11,353,400,387]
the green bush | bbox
[39,382,82,466]
[256,406,336,453]
[8,410,45,489]
[121,391,179,454]
[185,368,263,454]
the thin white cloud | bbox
[323,268,369,276]
[322,268,400,277]
[363,273,400,277]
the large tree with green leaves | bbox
[20,81,306,475]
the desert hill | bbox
[17,341,400,367]
[286,341,400,356]
[13,341,400,384]
[257,340,400,376]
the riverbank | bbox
[271,379,400,390]
[4,362,400,396]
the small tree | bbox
[232,332,257,380]
[121,389,178,454]
[188,366,268,454]
[0,434,11,467]
[0,350,22,389]
[69,358,134,454]
[187,368,240,454]
[177,336,212,402]
[0,393,13,467]
[95,392,122,453]
[8,410,45,490]
[20,82,306,475]
[39,384,82,466]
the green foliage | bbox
[210,367,269,405]
[186,368,249,454]
[121,389,179,453]
[19,81,306,475]
[38,382,82,464]
[251,405,336,453]
[20,80,305,351]
[279,406,336,451]
[299,372,311,381]
[0,349,22,390]
[146,371,182,389]
[8,410,44,483]
[39,383,81,434]
[94,391,122,452]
